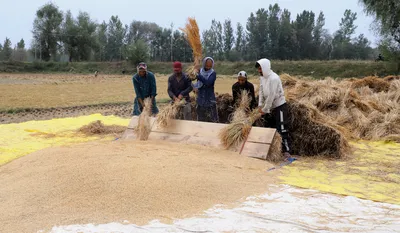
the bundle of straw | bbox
[219,90,261,149]
[156,99,186,128]
[136,98,152,141]
[180,17,203,79]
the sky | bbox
[0,0,378,48]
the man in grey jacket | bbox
[256,58,292,159]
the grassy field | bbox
[0,73,255,112]
[1,60,398,78]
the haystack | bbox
[180,17,202,79]
[267,133,283,162]
[78,120,126,136]
[283,73,400,143]
[287,101,351,158]
[351,76,390,92]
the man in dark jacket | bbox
[232,71,257,110]
[167,61,193,120]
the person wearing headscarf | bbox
[256,58,292,159]
[232,71,257,110]
[193,57,218,123]
[167,61,193,120]
[132,62,159,116]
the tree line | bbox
[0,2,380,64]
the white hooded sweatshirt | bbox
[257,59,286,113]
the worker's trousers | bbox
[262,103,292,154]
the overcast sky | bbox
[0,0,377,48]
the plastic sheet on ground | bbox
[47,185,400,233]
[0,114,129,165]
[280,141,400,205]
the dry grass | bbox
[284,74,400,144]
[267,133,282,162]
[219,91,261,149]
[136,98,152,140]
[0,73,251,111]
[180,17,203,79]
[156,100,186,128]
[78,120,126,136]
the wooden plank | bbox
[121,129,136,140]
[127,116,157,129]
[149,132,232,150]
[152,119,227,138]
[246,127,276,144]
[241,142,271,160]
[127,116,139,129]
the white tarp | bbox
[48,185,400,233]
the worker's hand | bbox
[178,94,183,100]
[258,108,265,115]
[174,97,179,102]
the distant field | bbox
[1,60,398,78]
[0,73,257,111]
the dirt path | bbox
[0,140,277,233]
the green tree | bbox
[293,10,315,59]
[352,34,372,59]
[202,20,220,58]
[360,0,400,43]
[320,31,333,60]
[62,10,79,61]
[75,12,98,61]
[235,23,245,53]
[247,9,269,59]
[332,9,358,59]
[127,39,149,65]
[17,39,25,49]
[172,30,190,62]
[223,19,234,60]
[95,21,108,61]
[3,37,12,60]
[0,44,3,60]
[213,20,224,60]
[339,10,358,41]
[278,9,296,60]
[360,0,400,71]
[150,28,172,61]
[126,21,161,44]
[313,12,326,59]
[106,15,127,61]
[32,3,63,61]
[268,4,281,59]
[61,11,97,61]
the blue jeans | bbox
[197,105,218,123]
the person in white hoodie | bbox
[255,58,292,158]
